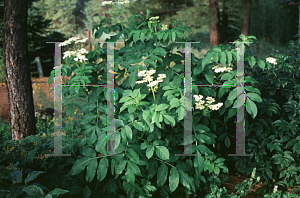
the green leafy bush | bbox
[45,7,278,197]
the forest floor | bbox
[0,76,72,123]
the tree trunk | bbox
[242,0,251,51]
[219,0,229,44]
[3,0,37,140]
[209,0,220,47]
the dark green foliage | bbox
[1,1,300,197]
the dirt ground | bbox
[0,76,71,123]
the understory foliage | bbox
[0,7,300,198]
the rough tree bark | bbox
[2,0,37,140]
[209,0,220,47]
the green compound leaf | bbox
[126,148,140,164]
[248,56,256,68]
[227,87,237,101]
[224,136,231,148]
[162,114,176,127]
[133,30,141,43]
[146,144,154,159]
[86,159,97,182]
[219,52,226,65]
[124,125,133,140]
[246,97,258,119]
[132,121,145,132]
[116,159,127,175]
[152,47,167,56]
[24,171,45,185]
[246,92,262,103]
[169,167,179,193]
[155,146,169,160]
[128,161,142,176]
[155,103,169,111]
[157,163,168,187]
[178,169,196,192]
[257,59,266,71]
[69,157,92,176]
[225,51,232,64]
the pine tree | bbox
[34,0,78,38]
[3,0,37,140]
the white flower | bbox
[77,48,88,54]
[63,51,76,59]
[74,54,88,62]
[62,47,88,63]
[273,185,278,194]
[194,95,203,102]
[149,16,159,21]
[194,95,223,111]
[69,37,80,42]
[251,168,256,178]
[138,70,147,77]
[143,75,154,82]
[148,20,160,24]
[136,80,145,84]
[148,69,156,75]
[58,37,80,47]
[208,103,223,110]
[212,66,233,73]
[147,81,159,87]
[161,24,168,30]
[136,69,166,89]
[257,176,260,182]
[157,73,166,79]
[198,100,205,105]
[266,57,277,65]
[75,38,88,44]
[206,96,215,104]
[116,0,130,4]
[195,103,205,110]
[102,1,114,6]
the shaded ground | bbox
[0,76,72,123]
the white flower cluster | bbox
[117,0,129,5]
[193,95,223,110]
[212,66,233,73]
[102,0,129,6]
[209,57,232,73]
[149,16,159,21]
[58,37,87,47]
[266,57,277,65]
[101,1,114,6]
[59,37,89,63]
[161,24,168,30]
[148,16,160,23]
[136,69,166,88]
[62,49,88,63]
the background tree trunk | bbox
[219,0,229,44]
[242,0,251,51]
[209,0,220,47]
[3,0,37,140]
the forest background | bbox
[0,0,299,80]
[0,1,299,197]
